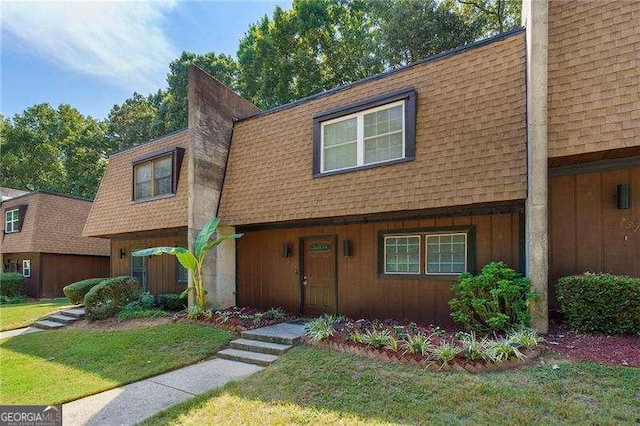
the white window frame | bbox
[383,234,421,275]
[425,232,468,275]
[320,100,406,173]
[22,260,31,278]
[5,209,19,233]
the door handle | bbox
[302,276,308,287]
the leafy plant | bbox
[432,342,461,365]
[557,273,640,335]
[0,273,24,297]
[84,276,141,321]
[265,307,287,321]
[349,330,365,344]
[507,327,542,349]
[458,332,492,361]
[118,308,167,322]
[0,294,27,305]
[305,315,338,341]
[132,217,242,310]
[486,339,525,362]
[402,332,434,356]
[449,262,538,332]
[158,293,187,311]
[63,278,107,304]
[188,305,213,320]
[361,329,395,350]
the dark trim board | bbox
[549,156,640,177]
[236,201,525,232]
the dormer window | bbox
[5,209,19,233]
[131,147,184,202]
[313,88,416,176]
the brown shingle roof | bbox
[219,31,527,226]
[1,192,109,256]
[83,130,189,237]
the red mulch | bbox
[545,322,640,367]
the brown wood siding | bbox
[549,167,640,308]
[237,212,521,326]
[41,254,110,298]
[110,229,188,295]
[2,252,40,297]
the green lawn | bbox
[0,323,231,404]
[143,346,640,425]
[0,298,73,331]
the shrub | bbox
[0,294,27,305]
[449,262,538,333]
[0,273,24,297]
[117,293,166,322]
[158,293,187,311]
[63,278,107,304]
[557,273,640,335]
[84,276,141,321]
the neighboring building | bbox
[1,187,28,202]
[85,0,639,331]
[1,192,110,298]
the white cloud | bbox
[1,0,178,93]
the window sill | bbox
[313,156,414,178]
[131,193,176,204]
[377,273,463,280]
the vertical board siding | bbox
[110,230,187,295]
[549,167,640,308]
[41,254,110,298]
[236,212,521,326]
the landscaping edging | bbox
[304,337,542,373]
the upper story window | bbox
[131,147,184,202]
[5,209,20,233]
[313,88,416,177]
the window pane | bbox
[385,236,420,273]
[364,105,403,138]
[426,233,467,274]
[155,177,172,195]
[154,156,172,178]
[136,163,151,183]
[324,118,356,147]
[324,142,357,171]
[136,182,151,199]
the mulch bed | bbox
[173,307,295,334]
[545,322,640,367]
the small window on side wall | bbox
[22,260,31,278]
[313,87,416,176]
[5,209,19,233]
[176,259,188,285]
[425,233,467,275]
[132,147,184,202]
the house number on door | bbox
[310,242,331,252]
[620,217,640,234]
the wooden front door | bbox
[301,236,337,316]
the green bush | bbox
[63,278,107,304]
[449,262,538,333]
[0,294,27,305]
[158,293,187,311]
[85,276,141,321]
[557,273,640,335]
[0,273,24,297]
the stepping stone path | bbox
[217,322,306,367]
[33,307,85,330]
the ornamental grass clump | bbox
[458,332,493,361]
[449,262,538,333]
[361,329,396,350]
[432,342,461,366]
[486,339,526,362]
[402,332,434,356]
[305,315,340,341]
[507,327,543,349]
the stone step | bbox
[59,308,86,319]
[217,348,279,367]
[241,323,306,346]
[47,314,78,325]
[230,338,292,355]
[33,320,66,330]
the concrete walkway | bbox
[63,358,263,426]
[0,326,42,340]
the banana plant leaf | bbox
[194,217,221,258]
[132,246,197,271]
